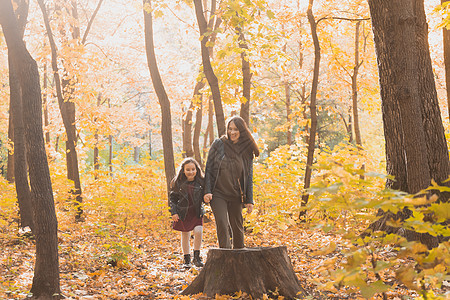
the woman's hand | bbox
[172,214,180,222]
[204,193,212,203]
[244,203,253,214]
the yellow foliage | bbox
[0,177,17,239]
[252,143,306,231]
[82,157,169,232]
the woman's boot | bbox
[193,250,204,267]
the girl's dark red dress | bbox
[173,182,203,232]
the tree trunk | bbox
[182,247,307,299]
[352,20,365,180]
[367,0,449,248]
[6,0,33,230]
[442,0,450,123]
[55,135,59,153]
[193,0,226,137]
[352,21,362,147]
[282,41,292,146]
[203,97,214,158]
[200,1,220,149]
[182,102,194,158]
[93,131,99,178]
[109,134,113,177]
[368,0,449,193]
[143,0,176,193]
[207,1,221,58]
[199,0,219,157]
[299,83,309,143]
[185,74,206,160]
[415,0,449,189]
[193,79,206,167]
[285,81,292,146]
[94,95,101,179]
[300,0,320,215]
[237,27,251,125]
[208,97,214,144]
[7,109,14,183]
[348,107,353,143]
[6,0,28,184]
[193,99,204,168]
[9,52,34,230]
[0,1,60,297]
[134,146,140,162]
[81,0,104,45]
[43,60,50,145]
[106,99,113,176]
[37,0,83,220]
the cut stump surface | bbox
[182,246,307,299]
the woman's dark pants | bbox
[210,194,244,249]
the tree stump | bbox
[181,246,307,299]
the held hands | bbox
[245,203,254,214]
[204,193,213,203]
[172,214,180,222]
[203,193,252,213]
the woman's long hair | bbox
[170,157,204,190]
[226,116,260,157]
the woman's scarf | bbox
[222,136,253,169]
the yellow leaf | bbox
[405,196,427,206]
[310,241,336,256]
[433,264,446,274]
[396,266,419,290]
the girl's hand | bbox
[204,193,212,203]
[244,203,253,214]
[172,214,180,222]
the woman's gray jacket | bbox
[204,138,254,204]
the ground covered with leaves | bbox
[0,156,448,299]
[0,211,425,299]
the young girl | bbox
[169,158,205,268]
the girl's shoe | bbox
[183,254,192,268]
[193,250,204,267]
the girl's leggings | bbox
[181,225,203,255]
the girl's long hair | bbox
[226,116,260,157]
[170,157,204,190]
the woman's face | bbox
[184,162,197,181]
[228,121,240,143]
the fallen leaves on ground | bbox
[0,209,426,300]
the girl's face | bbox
[184,162,197,181]
[228,121,240,143]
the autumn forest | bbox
[0,0,449,299]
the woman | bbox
[169,158,205,268]
[203,116,259,249]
